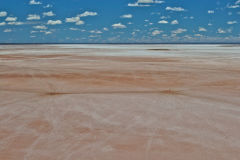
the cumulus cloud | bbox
[128,0,164,7]
[44,4,53,8]
[103,27,109,31]
[158,20,168,24]
[0,22,6,26]
[69,28,80,31]
[65,16,80,23]
[152,30,163,36]
[138,0,164,3]
[66,11,96,25]
[112,23,126,29]
[195,34,203,37]
[227,21,237,24]
[27,14,40,20]
[47,20,62,25]
[171,20,178,25]
[217,28,226,34]
[29,0,42,5]
[208,10,214,14]
[208,23,213,26]
[4,29,12,32]
[30,31,38,34]
[0,11,7,17]
[172,28,187,34]
[8,22,24,25]
[227,4,239,8]
[121,14,133,18]
[128,3,150,7]
[78,11,98,17]
[138,0,154,3]
[199,27,207,32]
[90,30,102,34]
[166,7,185,12]
[43,11,55,17]
[33,25,47,29]
[45,31,52,35]
[76,20,84,25]
[5,17,17,22]
[217,28,232,34]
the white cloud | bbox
[227,4,239,8]
[195,34,203,37]
[208,10,214,14]
[45,31,52,35]
[0,22,6,26]
[90,30,102,34]
[208,23,213,26]
[128,0,164,7]
[29,0,42,5]
[65,14,90,25]
[4,29,12,32]
[0,11,7,17]
[65,16,80,23]
[199,27,207,32]
[138,0,154,3]
[171,20,178,25]
[236,0,240,4]
[43,11,55,17]
[121,14,133,18]
[227,21,237,24]
[152,30,163,36]
[137,0,164,3]
[47,20,62,25]
[31,31,38,34]
[8,22,24,25]
[76,20,84,25]
[158,20,168,24]
[217,28,232,34]
[172,28,187,34]
[5,17,17,22]
[103,27,109,31]
[128,2,150,7]
[44,4,53,8]
[78,11,98,17]
[112,23,126,29]
[166,7,185,12]
[217,28,226,34]
[69,28,79,31]
[27,14,40,20]
[184,16,194,19]
[155,0,164,4]
[33,25,47,29]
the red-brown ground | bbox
[0,45,240,160]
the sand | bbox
[0,44,240,160]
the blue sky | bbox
[0,0,240,43]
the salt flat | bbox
[0,44,240,160]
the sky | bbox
[0,0,240,43]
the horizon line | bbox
[1,42,240,45]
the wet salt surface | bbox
[0,44,240,58]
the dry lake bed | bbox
[0,44,240,160]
